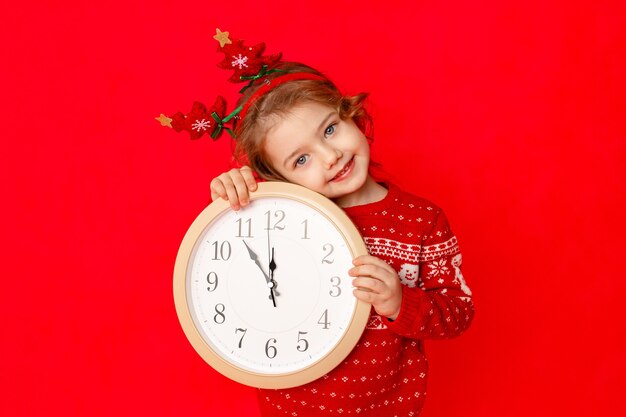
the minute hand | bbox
[242,240,271,283]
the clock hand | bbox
[268,270,277,308]
[264,231,278,307]
[242,240,276,307]
[269,247,277,286]
[242,240,271,284]
[267,228,279,297]
[268,247,281,307]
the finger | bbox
[352,255,394,272]
[239,166,258,191]
[352,255,395,274]
[220,175,242,211]
[229,169,252,207]
[348,264,389,281]
[352,287,382,304]
[352,277,385,294]
[210,178,228,202]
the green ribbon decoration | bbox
[211,105,242,139]
[239,65,284,93]
[211,64,281,138]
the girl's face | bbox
[263,101,372,206]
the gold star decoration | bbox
[213,28,232,48]
[155,113,173,128]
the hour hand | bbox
[266,229,280,297]
[242,240,271,284]
[242,240,276,307]
[269,247,277,283]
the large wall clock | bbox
[173,181,370,389]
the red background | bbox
[2,1,625,416]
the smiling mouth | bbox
[330,158,354,182]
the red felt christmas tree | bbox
[216,38,282,83]
[168,96,227,140]
[157,28,282,140]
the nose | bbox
[320,143,342,169]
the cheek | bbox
[351,132,370,158]
[300,170,327,188]
[360,136,371,157]
[291,167,329,191]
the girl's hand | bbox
[349,255,403,320]
[210,166,258,211]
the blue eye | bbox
[295,155,308,166]
[324,124,336,137]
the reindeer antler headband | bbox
[155,28,324,140]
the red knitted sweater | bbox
[257,183,474,416]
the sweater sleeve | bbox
[386,209,474,339]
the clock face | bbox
[174,182,369,388]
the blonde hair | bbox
[233,62,373,181]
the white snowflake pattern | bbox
[191,119,211,132]
[231,54,249,69]
[428,259,450,277]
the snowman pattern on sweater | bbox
[398,263,420,288]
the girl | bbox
[208,62,474,416]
